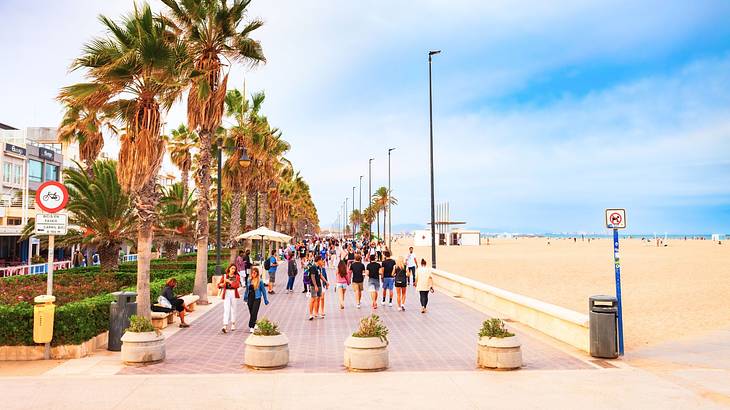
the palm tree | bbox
[165,124,198,200]
[349,209,362,237]
[372,186,397,243]
[161,0,265,303]
[156,182,196,259]
[362,206,376,240]
[57,100,115,177]
[61,4,193,317]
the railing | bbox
[0,261,73,278]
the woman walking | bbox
[286,251,298,293]
[244,267,270,333]
[394,256,408,311]
[414,259,434,313]
[335,259,351,309]
[218,264,241,333]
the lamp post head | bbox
[238,146,251,167]
[388,147,396,153]
[429,50,441,56]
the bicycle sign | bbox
[605,208,626,229]
[35,181,68,213]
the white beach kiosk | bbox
[413,202,480,246]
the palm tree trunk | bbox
[193,130,213,304]
[181,166,189,201]
[377,212,380,240]
[162,240,178,260]
[228,190,241,264]
[134,180,158,319]
[98,242,119,272]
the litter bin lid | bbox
[589,295,617,302]
[112,291,138,296]
[34,295,56,304]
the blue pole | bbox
[613,228,624,356]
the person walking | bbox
[218,264,241,333]
[286,251,298,293]
[72,249,84,268]
[308,255,327,320]
[319,258,330,317]
[243,267,270,333]
[406,247,418,285]
[235,250,246,283]
[366,254,382,310]
[266,249,279,294]
[350,253,365,308]
[243,249,252,281]
[394,256,408,311]
[380,250,396,306]
[414,259,434,313]
[335,259,351,309]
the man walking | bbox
[406,247,418,286]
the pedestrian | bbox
[350,253,365,308]
[72,249,84,268]
[308,255,327,320]
[394,256,408,310]
[243,249,252,281]
[286,251,298,293]
[414,259,434,313]
[366,254,382,310]
[302,253,311,294]
[380,250,396,306]
[243,267,270,333]
[235,250,246,282]
[266,249,278,294]
[335,259,351,309]
[157,278,191,328]
[218,264,241,333]
[319,258,329,317]
[406,246,417,285]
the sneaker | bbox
[249,328,254,333]
[388,302,393,307]
[356,304,361,309]
[302,290,307,293]
[402,305,406,311]
[380,300,385,306]
[421,307,425,313]
[308,316,314,321]
[179,323,190,328]
[231,324,236,331]
[221,327,227,334]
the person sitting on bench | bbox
[153,278,191,328]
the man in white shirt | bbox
[406,246,417,286]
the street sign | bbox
[605,208,626,229]
[35,181,69,214]
[35,214,68,236]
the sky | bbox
[2,0,730,234]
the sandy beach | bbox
[392,237,730,350]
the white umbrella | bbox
[236,226,292,243]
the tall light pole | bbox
[359,175,363,242]
[344,198,348,241]
[217,144,250,275]
[388,147,395,250]
[352,186,356,239]
[428,50,441,269]
[368,158,374,241]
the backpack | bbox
[264,257,271,271]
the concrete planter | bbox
[344,336,388,372]
[120,331,165,365]
[244,334,289,370]
[477,335,522,370]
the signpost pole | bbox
[613,227,624,356]
[44,234,54,360]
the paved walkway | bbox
[121,262,591,375]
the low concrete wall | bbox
[431,269,589,352]
[0,332,108,361]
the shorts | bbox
[268,270,276,282]
[336,283,348,290]
[395,279,407,288]
[367,278,381,292]
[352,282,363,291]
[382,277,394,290]
[310,288,322,298]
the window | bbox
[45,164,59,182]
[12,164,22,185]
[7,217,21,226]
[29,160,42,182]
[2,163,11,184]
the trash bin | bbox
[108,291,137,351]
[33,295,57,344]
[589,295,618,359]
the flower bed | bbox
[0,272,135,306]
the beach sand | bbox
[392,237,730,350]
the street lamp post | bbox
[344,198,348,241]
[352,186,356,239]
[216,143,250,275]
[368,158,374,241]
[428,50,441,269]
[388,147,395,250]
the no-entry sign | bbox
[35,181,68,214]
[605,208,626,229]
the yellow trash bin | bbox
[33,295,56,344]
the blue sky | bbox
[2,0,730,233]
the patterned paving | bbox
[120,262,592,374]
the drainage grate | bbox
[590,359,617,369]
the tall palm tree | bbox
[349,209,362,237]
[161,0,265,302]
[372,186,397,243]
[165,124,198,200]
[61,4,193,317]
[57,101,115,177]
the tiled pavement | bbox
[120,262,592,375]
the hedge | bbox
[0,271,195,346]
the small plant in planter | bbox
[477,318,522,370]
[344,315,389,371]
[120,315,165,365]
[245,317,289,370]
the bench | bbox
[151,311,173,330]
[181,294,200,311]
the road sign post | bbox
[605,208,626,356]
[34,181,69,359]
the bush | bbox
[0,272,134,306]
[352,314,388,342]
[479,318,514,339]
[126,315,155,333]
[254,318,280,336]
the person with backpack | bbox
[380,250,396,307]
[286,251,298,293]
[349,253,366,308]
[366,254,382,310]
[308,255,328,320]
[265,249,278,294]
[394,256,408,311]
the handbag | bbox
[157,295,172,309]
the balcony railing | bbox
[0,261,72,278]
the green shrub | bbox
[254,318,280,336]
[0,303,34,345]
[126,315,155,333]
[479,318,514,339]
[352,314,388,342]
